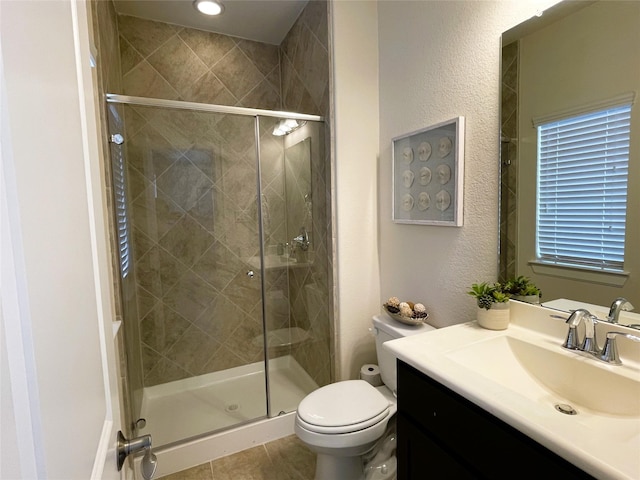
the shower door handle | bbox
[116,431,157,479]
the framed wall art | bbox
[392,117,465,226]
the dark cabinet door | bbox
[397,361,594,480]
[397,413,478,480]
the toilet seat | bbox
[296,380,391,434]
[296,408,391,435]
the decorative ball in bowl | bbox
[383,299,429,326]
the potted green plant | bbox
[503,276,541,304]
[467,282,511,330]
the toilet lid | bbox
[297,380,390,429]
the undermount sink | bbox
[384,301,640,479]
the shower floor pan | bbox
[139,354,318,447]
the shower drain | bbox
[225,403,240,413]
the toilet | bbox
[295,314,435,480]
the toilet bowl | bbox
[295,314,434,480]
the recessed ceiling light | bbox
[194,0,224,16]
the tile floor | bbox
[158,435,316,480]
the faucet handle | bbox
[599,331,640,365]
[580,314,600,355]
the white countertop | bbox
[384,301,640,480]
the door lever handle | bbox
[117,431,157,479]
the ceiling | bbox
[113,0,309,45]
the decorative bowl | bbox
[383,304,428,326]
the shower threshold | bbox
[138,354,318,447]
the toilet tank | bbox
[372,314,435,395]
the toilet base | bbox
[315,453,364,480]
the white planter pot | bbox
[476,303,510,330]
[512,294,540,304]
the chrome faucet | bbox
[560,308,640,365]
[607,297,635,324]
[599,331,640,365]
[561,309,600,355]
[562,309,591,351]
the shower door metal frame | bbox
[106,93,324,423]
[106,94,323,122]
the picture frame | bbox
[392,117,465,226]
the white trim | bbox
[71,0,114,417]
[532,91,636,127]
[71,1,122,478]
[90,420,113,480]
[528,260,629,287]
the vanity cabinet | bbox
[397,361,594,479]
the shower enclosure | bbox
[106,94,331,448]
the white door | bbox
[1,1,124,479]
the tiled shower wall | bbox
[117,15,282,386]
[92,1,332,390]
[280,2,332,387]
[118,15,281,110]
[126,106,271,386]
[500,41,518,283]
[280,0,330,116]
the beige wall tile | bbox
[178,28,236,68]
[118,35,143,76]
[147,35,209,97]
[237,78,281,110]
[182,72,237,105]
[164,325,220,375]
[213,46,265,100]
[117,15,178,57]
[191,242,242,292]
[142,344,190,384]
[140,303,191,354]
[237,39,280,77]
[123,61,180,100]
[163,271,216,323]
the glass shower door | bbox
[258,116,330,417]
[108,102,267,447]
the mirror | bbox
[499,0,640,321]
